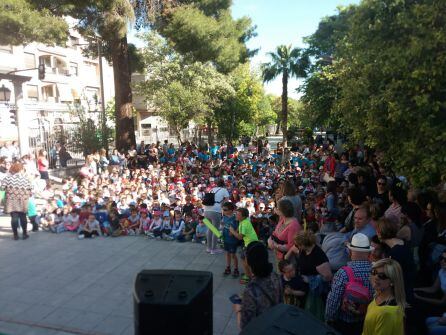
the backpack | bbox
[341,266,371,317]
[202,188,221,206]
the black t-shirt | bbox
[182,203,195,215]
[281,275,308,293]
[386,243,415,303]
[296,245,329,276]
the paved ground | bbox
[0,216,240,335]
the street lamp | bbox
[0,85,11,101]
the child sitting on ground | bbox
[121,207,140,235]
[278,259,308,307]
[149,211,163,239]
[139,210,151,235]
[193,215,208,243]
[221,202,240,278]
[79,214,102,239]
[169,210,185,240]
[161,211,172,239]
[177,213,196,242]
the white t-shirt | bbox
[204,187,229,213]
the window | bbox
[42,85,55,102]
[0,45,13,53]
[26,85,39,101]
[69,62,78,76]
[141,124,152,129]
[24,53,35,68]
[85,88,99,104]
[84,61,98,76]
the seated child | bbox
[65,208,80,232]
[169,210,185,240]
[177,213,196,242]
[161,211,172,239]
[120,208,140,235]
[149,211,163,239]
[50,208,65,233]
[78,214,102,239]
[278,259,308,307]
[193,215,208,243]
[139,210,151,235]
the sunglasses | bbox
[377,182,386,186]
[371,269,390,280]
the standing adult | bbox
[37,149,49,184]
[376,217,416,304]
[325,233,374,335]
[374,176,390,211]
[58,143,71,168]
[203,178,229,254]
[232,241,283,330]
[268,199,301,262]
[385,184,407,226]
[280,180,302,222]
[0,162,33,240]
[362,258,407,335]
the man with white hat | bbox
[325,233,374,335]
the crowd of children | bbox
[8,137,445,334]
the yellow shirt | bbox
[362,299,404,335]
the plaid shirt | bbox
[325,260,373,323]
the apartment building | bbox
[132,73,196,145]
[0,19,114,155]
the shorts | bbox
[224,242,238,254]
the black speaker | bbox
[240,304,340,335]
[134,270,213,335]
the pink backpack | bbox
[341,266,371,317]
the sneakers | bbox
[210,249,224,255]
[232,269,240,278]
[223,267,231,276]
[22,234,29,240]
[91,234,96,239]
[206,248,212,253]
[240,274,250,285]
[201,240,206,245]
[78,234,85,240]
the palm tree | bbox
[261,45,309,147]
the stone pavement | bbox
[0,215,240,335]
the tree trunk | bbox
[207,119,213,146]
[281,70,288,147]
[111,36,136,151]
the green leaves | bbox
[156,2,255,73]
[302,0,446,187]
[0,0,68,46]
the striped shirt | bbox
[325,260,373,323]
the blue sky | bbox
[231,0,360,98]
[128,0,360,98]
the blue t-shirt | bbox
[222,214,238,245]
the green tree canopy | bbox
[261,45,309,146]
[136,32,234,143]
[139,0,256,74]
[302,0,446,186]
[215,63,274,141]
[0,0,68,46]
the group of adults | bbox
[0,136,445,335]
